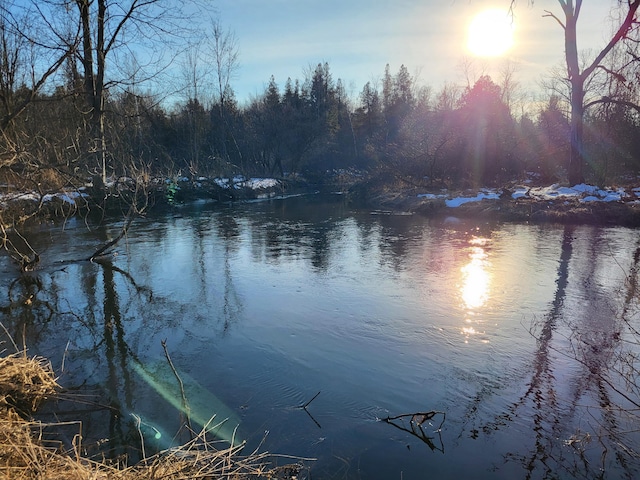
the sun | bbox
[467,9,514,57]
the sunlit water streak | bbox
[1,196,639,479]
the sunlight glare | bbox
[461,239,490,310]
[467,9,514,57]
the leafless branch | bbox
[543,10,566,30]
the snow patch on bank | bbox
[213,176,280,190]
[1,176,281,207]
[0,190,89,206]
[445,190,500,207]
[524,184,628,202]
[418,183,640,208]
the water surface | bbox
[1,194,639,479]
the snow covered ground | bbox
[0,190,89,206]
[427,184,640,208]
[2,177,640,212]
[0,176,281,207]
[212,176,280,190]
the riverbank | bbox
[357,182,640,227]
[3,173,640,231]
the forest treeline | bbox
[3,60,640,192]
[1,1,639,204]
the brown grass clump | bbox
[0,410,97,480]
[115,431,304,480]
[0,412,303,479]
[0,353,59,415]
[0,349,306,480]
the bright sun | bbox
[467,9,514,57]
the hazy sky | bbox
[211,0,619,104]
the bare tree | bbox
[545,1,640,184]
[0,1,76,268]
[177,41,215,176]
[512,0,640,185]
[209,19,240,172]
[0,1,72,137]
[71,0,190,184]
[0,0,192,271]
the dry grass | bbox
[0,353,59,415]
[0,349,306,480]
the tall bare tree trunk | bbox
[545,0,640,186]
[96,0,107,184]
[77,0,107,183]
[568,77,585,184]
[563,2,584,185]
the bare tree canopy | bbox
[511,0,640,184]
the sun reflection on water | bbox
[460,236,491,343]
[461,238,490,310]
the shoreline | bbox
[4,177,640,232]
[360,187,640,228]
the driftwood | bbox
[297,391,321,429]
[382,411,446,452]
[298,391,320,410]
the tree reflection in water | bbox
[100,260,137,458]
[508,225,574,478]
[474,225,640,478]
[215,213,243,333]
[0,249,162,460]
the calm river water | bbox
[1,194,640,479]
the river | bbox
[1,193,639,479]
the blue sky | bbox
[210,0,617,103]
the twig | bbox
[87,204,136,261]
[297,391,322,429]
[384,411,446,430]
[299,391,321,410]
[382,411,446,453]
[0,321,19,352]
[161,339,193,432]
[303,406,322,429]
[61,339,70,373]
[131,413,147,460]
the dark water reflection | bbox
[1,194,639,479]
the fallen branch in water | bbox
[298,391,321,410]
[383,411,446,430]
[86,204,136,261]
[382,411,446,453]
[297,391,322,429]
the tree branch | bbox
[86,204,136,261]
[543,10,566,30]
[584,96,640,114]
[582,0,640,80]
